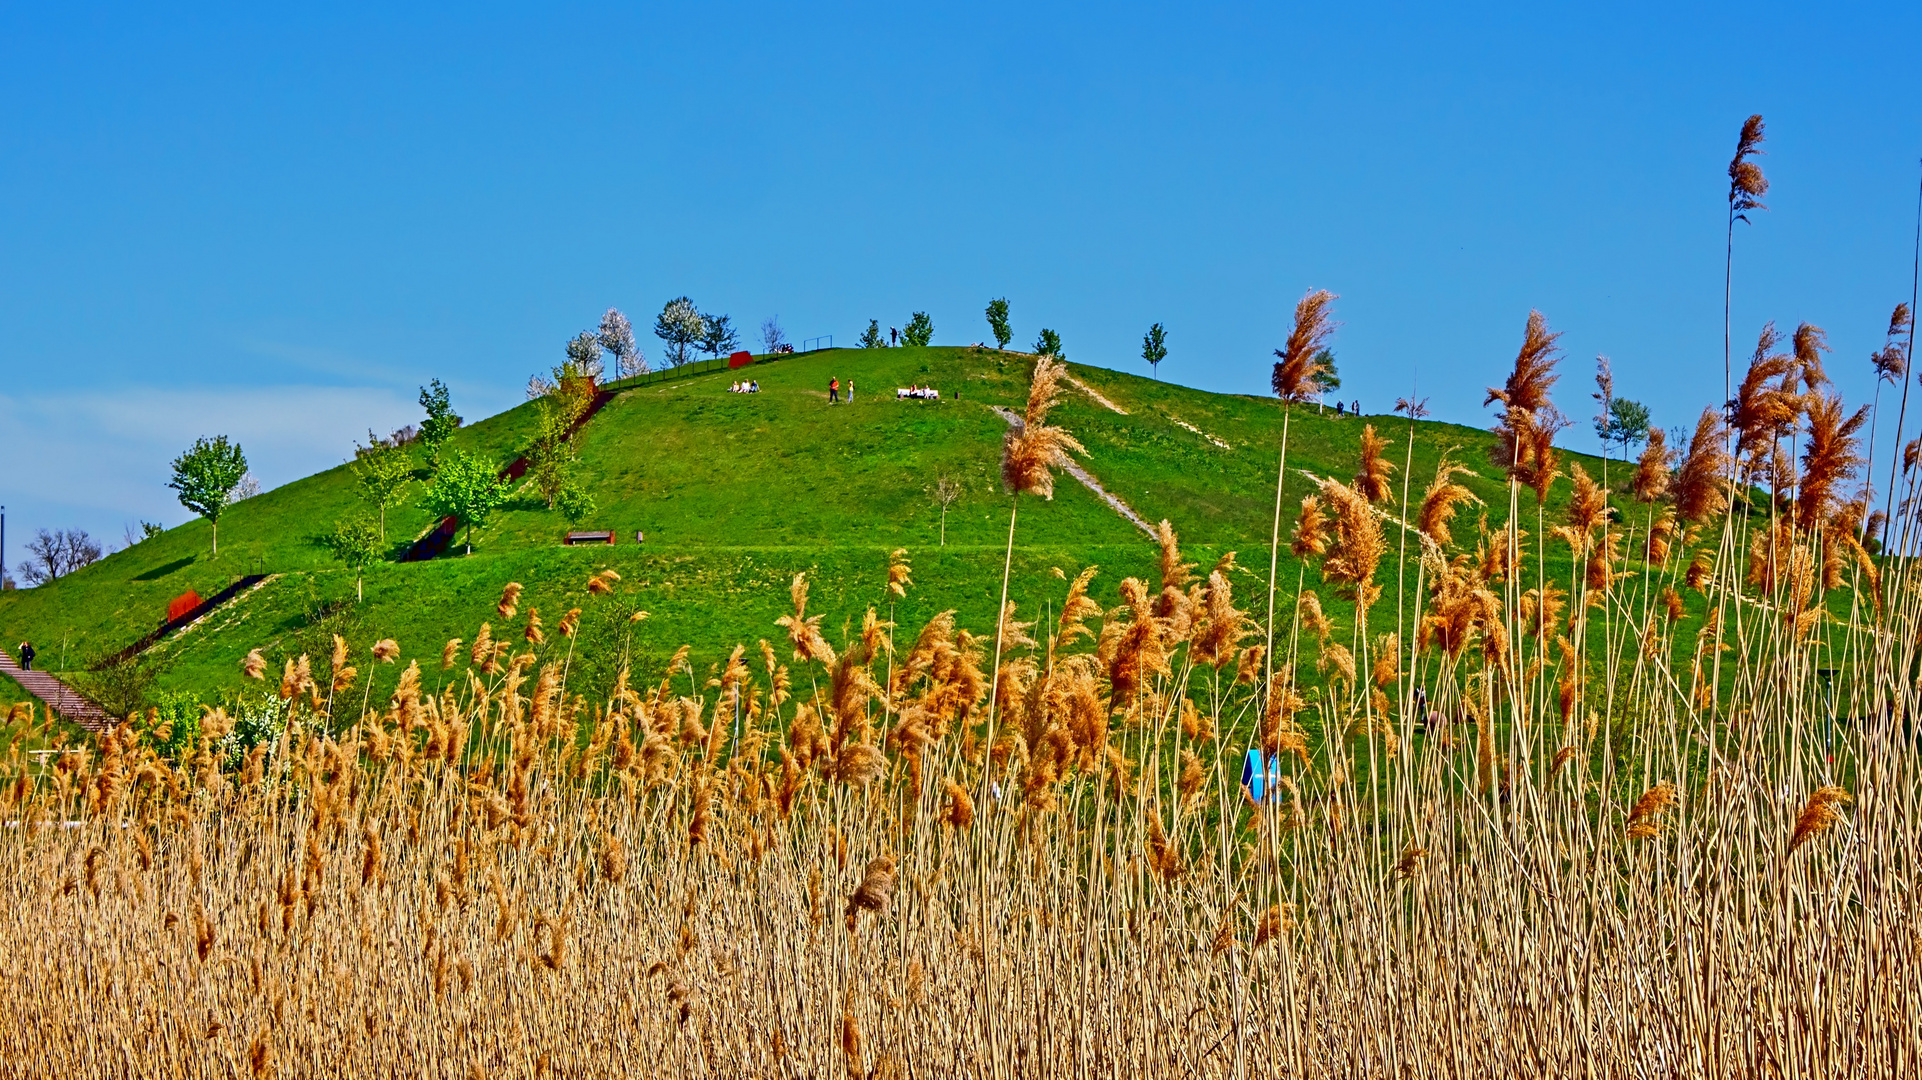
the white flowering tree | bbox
[653,297,705,368]
[600,308,645,377]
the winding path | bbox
[0,649,110,731]
[992,406,1156,537]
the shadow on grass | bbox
[133,557,195,582]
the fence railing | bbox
[604,348,836,391]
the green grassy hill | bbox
[0,345,1659,716]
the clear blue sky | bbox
[3,2,1919,558]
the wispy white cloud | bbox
[0,384,417,547]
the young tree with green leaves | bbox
[1033,328,1064,361]
[1310,348,1341,399]
[1142,323,1168,378]
[1602,398,1652,467]
[324,516,381,601]
[350,436,412,541]
[858,320,887,349]
[985,298,1011,350]
[700,313,739,359]
[526,398,594,519]
[1590,355,1649,482]
[418,380,462,462]
[902,312,934,347]
[168,435,248,557]
[565,331,605,380]
[421,449,506,555]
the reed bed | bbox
[3,333,1920,1078]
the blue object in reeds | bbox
[1242,748,1280,802]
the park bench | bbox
[564,531,616,545]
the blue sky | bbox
[2,2,1919,558]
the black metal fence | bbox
[606,349,832,391]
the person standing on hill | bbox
[847,379,855,403]
[18,641,34,671]
[829,376,840,404]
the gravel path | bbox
[992,406,1156,537]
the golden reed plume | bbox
[1728,114,1768,220]
[1271,290,1339,403]
[1354,424,1395,503]
[1485,310,1566,496]
[1001,355,1086,499]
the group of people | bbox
[828,377,853,403]
[728,380,760,393]
[896,385,941,400]
[1332,399,1362,416]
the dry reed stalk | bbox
[2,323,1917,1076]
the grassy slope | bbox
[0,346,1665,713]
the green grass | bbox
[0,671,30,712]
[0,345,1696,713]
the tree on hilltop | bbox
[599,308,644,378]
[985,299,1011,350]
[1310,348,1341,399]
[902,312,934,347]
[701,314,740,359]
[858,320,887,349]
[1034,328,1063,360]
[566,331,605,381]
[1142,323,1168,379]
[761,316,788,354]
[654,298,705,368]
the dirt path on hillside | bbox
[1066,376,1129,415]
[991,407,1156,537]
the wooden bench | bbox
[564,531,616,545]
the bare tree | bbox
[930,475,963,546]
[761,316,788,354]
[16,528,103,586]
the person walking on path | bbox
[18,641,34,671]
[829,376,840,404]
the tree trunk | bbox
[211,519,218,558]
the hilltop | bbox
[0,345,1649,713]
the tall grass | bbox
[3,338,1918,1076]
